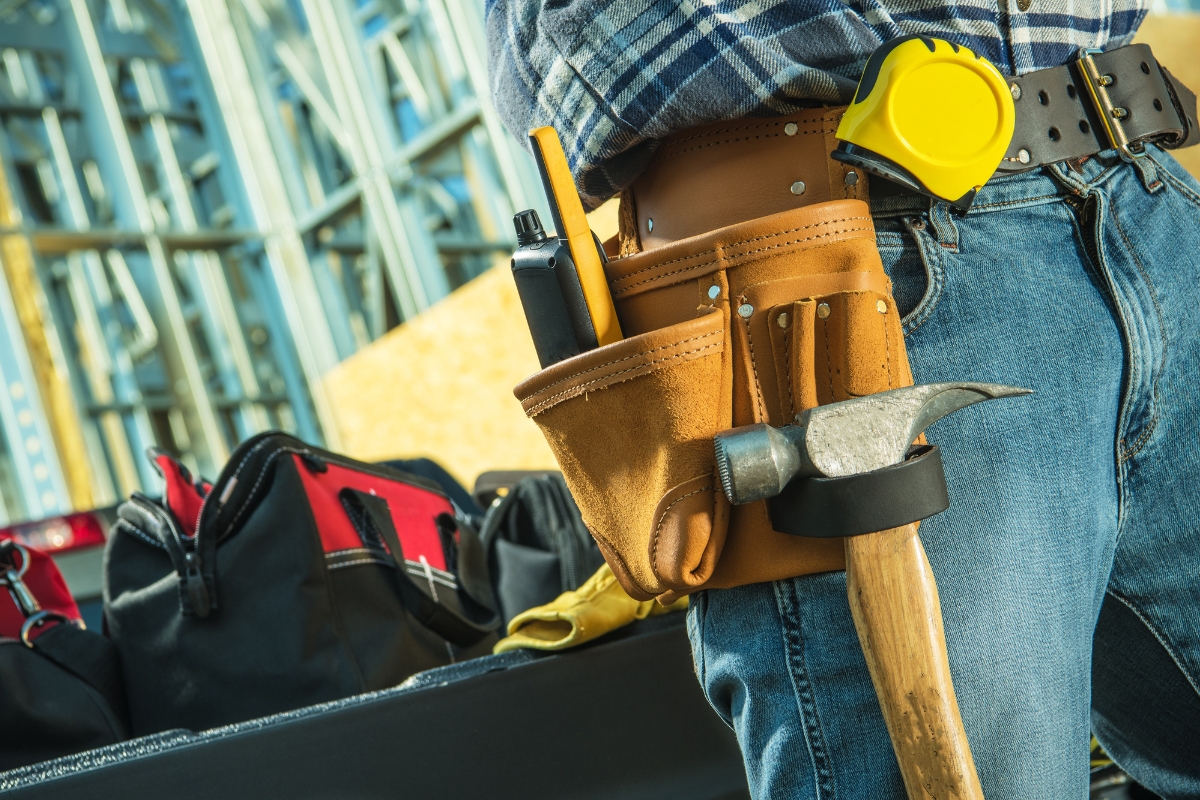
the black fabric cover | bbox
[104,432,499,736]
[0,624,128,771]
[479,473,605,624]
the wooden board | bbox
[323,261,557,488]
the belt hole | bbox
[1141,61,1151,75]
[1049,127,1062,142]
[1154,98,1163,112]
[1079,120,1090,134]
[1038,90,1050,106]
[1067,83,1077,99]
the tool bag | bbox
[1,539,128,770]
[478,473,605,624]
[515,194,913,603]
[104,434,500,735]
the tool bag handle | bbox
[339,489,500,647]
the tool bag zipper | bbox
[119,431,469,618]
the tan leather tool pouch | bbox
[515,198,912,602]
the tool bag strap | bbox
[26,622,130,735]
[339,489,500,647]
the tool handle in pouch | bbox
[845,523,985,800]
[528,126,623,346]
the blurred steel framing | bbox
[0,0,542,521]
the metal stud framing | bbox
[0,0,541,519]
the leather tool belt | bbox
[619,42,1197,251]
[519,43,1197,604]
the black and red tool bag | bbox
[1,537,128,769]
[104,432,500,736]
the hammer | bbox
[714,382,1030,800]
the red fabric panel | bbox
[153,453,207,538]
[292,456,449,571]
[0,536,83,641]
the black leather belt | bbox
[998,43,1198,173]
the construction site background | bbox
[0,0,1198,521]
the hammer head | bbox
[714,382,1031,505]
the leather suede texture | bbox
[514,195,914,602]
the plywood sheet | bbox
[323,261,556,488]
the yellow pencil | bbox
[528,126,623,347]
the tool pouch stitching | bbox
[519,200,914,598]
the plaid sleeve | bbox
[487,0,1152,209]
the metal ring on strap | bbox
[20,610,73,648]
[0,541,31,582]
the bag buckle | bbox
[1076,48,1147,162]
[1,541,43,618]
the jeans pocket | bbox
[875,217,945,334]
[1148,146,1200,212]
[685,590,736,729]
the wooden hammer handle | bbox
[845,522,984,800]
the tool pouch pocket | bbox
[516,199,913,600]
[514,309,732,601]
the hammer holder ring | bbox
[767,444,950,538]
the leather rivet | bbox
[708,284,721,300]
[876,299,887,314]
[647,218,654,232]
[777,312,789,328]
[790,181,806,195]
[1010,83,1021,100]
[738,303,754,318]
[1018,149,1031,164]
[784,122,798,136]
[844,171,859,186]
[817,303,830,319]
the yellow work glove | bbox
[492,563,688,654]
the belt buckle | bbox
[1076,48,1146,162]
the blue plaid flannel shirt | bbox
[486,0,1151,209]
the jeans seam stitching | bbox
[900,226,946,336]
[970,191,1062,210]
[1148,152,1200,209]
[1074,195,1141,473]
[1104,589,1200,699]
[1110,206,1167,463]
[1117,414,1158,464]
[775,580,837,799]
[1063,201,1128,527]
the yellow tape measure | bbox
[833,35,1015,210]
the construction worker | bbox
[487,4,1200,798]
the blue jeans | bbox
[687,146,1200,799]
